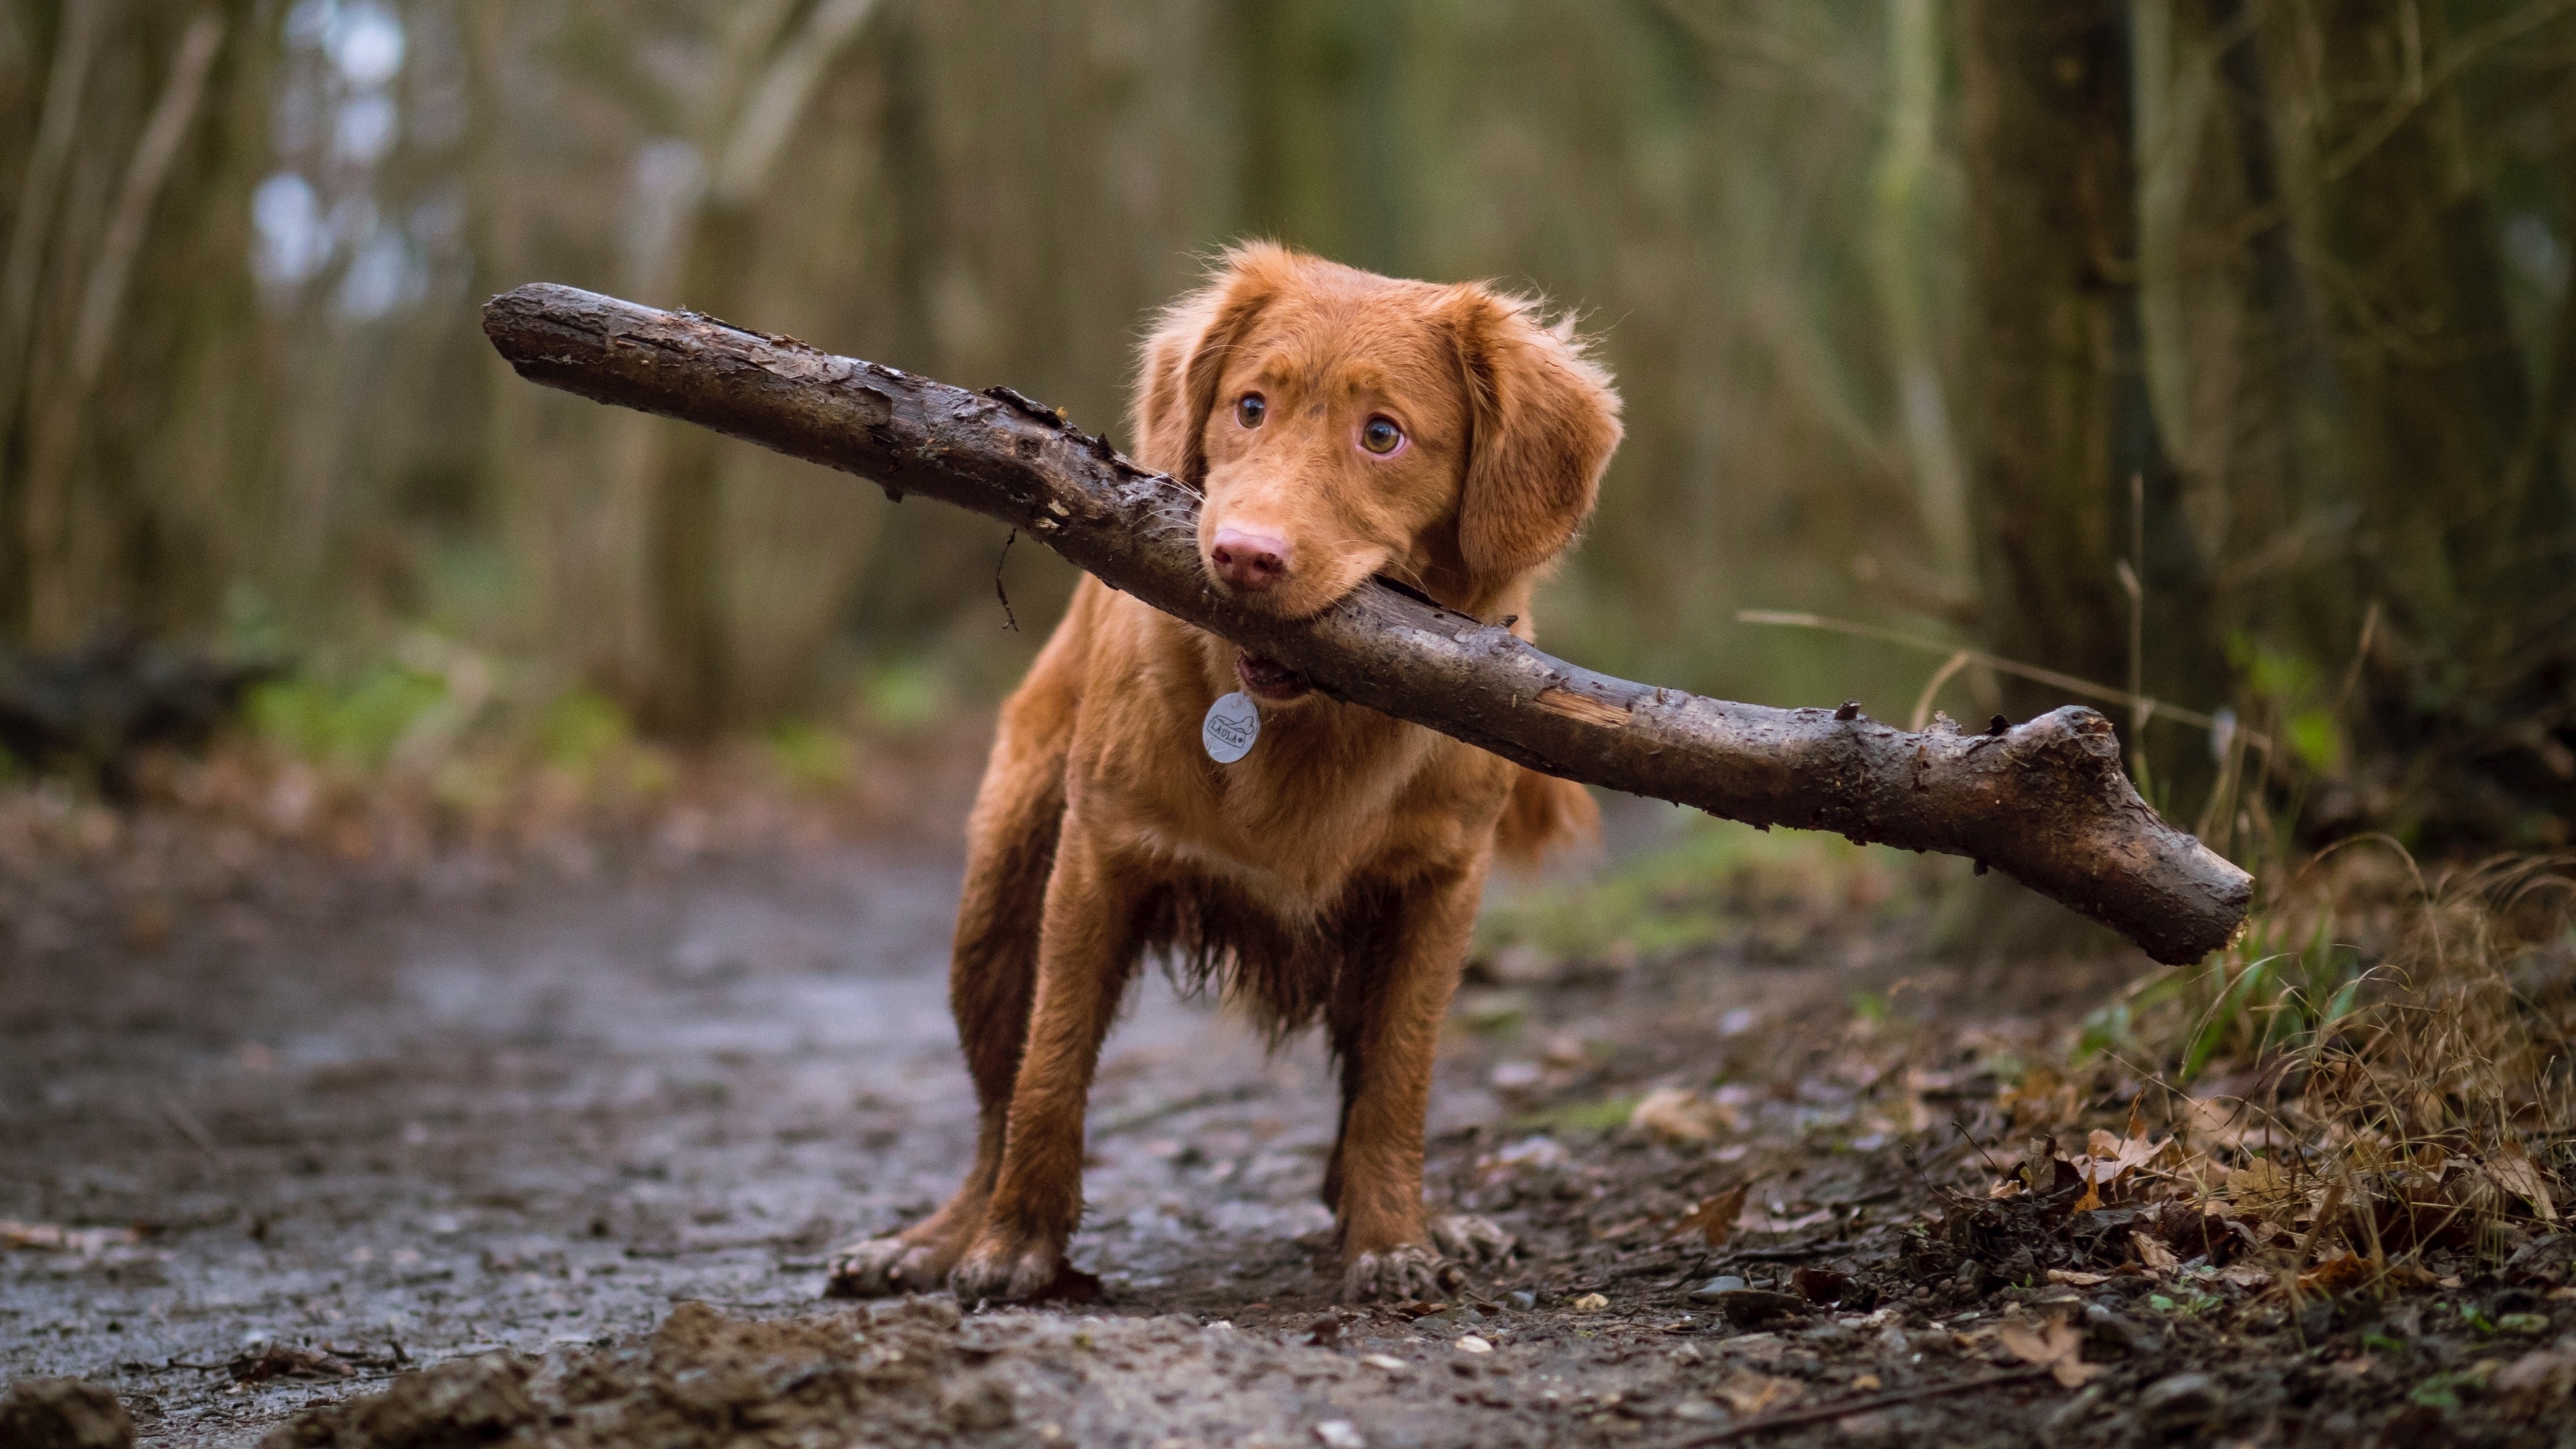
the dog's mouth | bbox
[1234,651,1312,702]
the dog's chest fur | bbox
[1076,614,1507,1032]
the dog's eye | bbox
[1235,393,1266,428]
[1360,416,1404,454]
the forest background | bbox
[3,0,2572,857]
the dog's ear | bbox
[1131,243,1292,487]
[1444,286,1622,580]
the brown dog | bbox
[827,243,1621,1303]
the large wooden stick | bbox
[482,283,2252,964]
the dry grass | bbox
[2054,843,2576,1298]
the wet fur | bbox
[829,243,1621,1303]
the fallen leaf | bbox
[2226,1156,2301,1221]
[2060,1127,2171,1212]
[1736,1206,1835,1234]
[2383,1259,2439,1290]
[1994,1315,2102,1389]
[2299,1250,2374,1295]
[1791,1265,1853,1305]
[2000,1066,2080,1127]
[2496,1345,2576,1402]
[2044,1269,2108,1287]
[1715,1371,1800,1415]
[1589,1216,1656,1243]
[1665,1185,1749,1248]
[1630,1087,1733,1144]
[1569,1293,1609,1313]
[2488,1143,2560,1224]
[2217,1262,2275,1289]
[2132,1231,2181,1274]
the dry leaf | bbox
[1665,1185,1749,1248]
[1715,1371,1800,1416]
[2299,1250,2374,1295]
[2217,1262,2275,1289]
[2488,1143,2560,1224]
[2044,1269,2108,1287]
[2181,1096,2249,1148]
[2226,1156,2301,1220]
[1737,1206,1836,1234]
[1630,1087,1733,1144]
[2382,1259,2439,1290]
[1589,1216,1656,1243]
[2059,1126,2170,1212]
[1999,1066,2080,1127]
[1994,1315,2102,1389]
[2496,1345,2576,1403]
[2132,1230,2180,1274]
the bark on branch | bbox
[482,283,2253,964]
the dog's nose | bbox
[1208,527,1289,591]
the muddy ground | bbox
[6,775,2573,1448]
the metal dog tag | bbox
[1202,691,1260,764]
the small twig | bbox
[158,1091,220,1162]
[1910,650,1971,732]
[1953,1117,2008,1179]
[1738,610,2267,750]
[1718,1239,1847,1264]
[1672,1366,2050,1445]
[995,527,1020,632]
[625,1231,819,1259]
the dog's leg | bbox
[825,682,1069,1298]
[1324,865,1511,1301]
[947,825,1144,1301]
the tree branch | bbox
[482,283,2252,964]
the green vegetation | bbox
[1479,814,1915,970]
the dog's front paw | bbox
[822,1235,953,1299]
[1340,1243,1457,1303]
[1428,1213,1516,1266]
[948,1226,1069,1303]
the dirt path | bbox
[4,840,1378,1439]
[7,805,2567,1447]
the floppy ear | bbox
[1445,287,1623,579]
[1129,243,1293,487]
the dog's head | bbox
[1131,244,1621,676]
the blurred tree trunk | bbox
[1868,0,1972,589]
[2254,1,2576,845]
[1,0,112,641]
[1954,0,2224,813]
[1234,0,1406,275]
[630,0,879,735]
[1,1,257,651]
